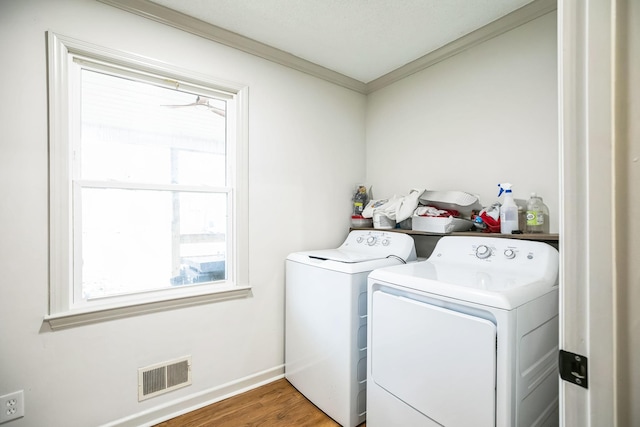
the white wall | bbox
[0,1,561,425]
[366,12,559,232]
[0,0,365,425]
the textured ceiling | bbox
[147,0,534,83]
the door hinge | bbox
[559,350,588,389]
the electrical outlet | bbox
[0,391,24,423]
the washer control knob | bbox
[382,239,390,246]
[356,236,364,243]
[367,236,377,246]
[504,249,516,259]
[476,245,492,259]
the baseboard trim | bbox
[102,365,285,427]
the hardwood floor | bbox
[154,378,366,427]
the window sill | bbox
[44,285,252,330]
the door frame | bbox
[559,0,619,424]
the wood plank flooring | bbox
[154,378,366,427]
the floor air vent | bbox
[138,356,192,401]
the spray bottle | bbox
[498,183,518,234]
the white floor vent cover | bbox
[138,356,192,401]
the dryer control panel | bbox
[429,236,558,278]
[475,244,518,260]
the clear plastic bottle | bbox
[498,183,519,234]
[525,193,549,234]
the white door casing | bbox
[558,0,618,425]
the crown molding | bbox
[366,0,557,93]
[98,0,367,93]
[98,0,556,95]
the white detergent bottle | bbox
[498,183,519,234]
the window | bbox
[46,33,249,328]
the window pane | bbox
[80,188,227,300]
[80,69,227,186]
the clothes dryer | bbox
[367,236,559,427]
[286,230,416,427]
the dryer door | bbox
[371,291,497,427]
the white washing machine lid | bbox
[287,250,404,274]
[295,248,386,263]
[286,230,417,273]
[369,261,557,310]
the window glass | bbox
[80,188,228,299]
[80,69,227,187]
[76,68,231,302]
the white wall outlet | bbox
[0,391,24,423]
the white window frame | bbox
[45,32,250,329]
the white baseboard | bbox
[102,365,285,427]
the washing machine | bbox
[285,230,417,427]
[367,236,559,427]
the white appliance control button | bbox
[504,249,516,259]
[382,239,390,246]
[367,236,377,246]
[475,245,492,259]
[356,236,364,243]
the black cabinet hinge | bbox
[559,350,588,389]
